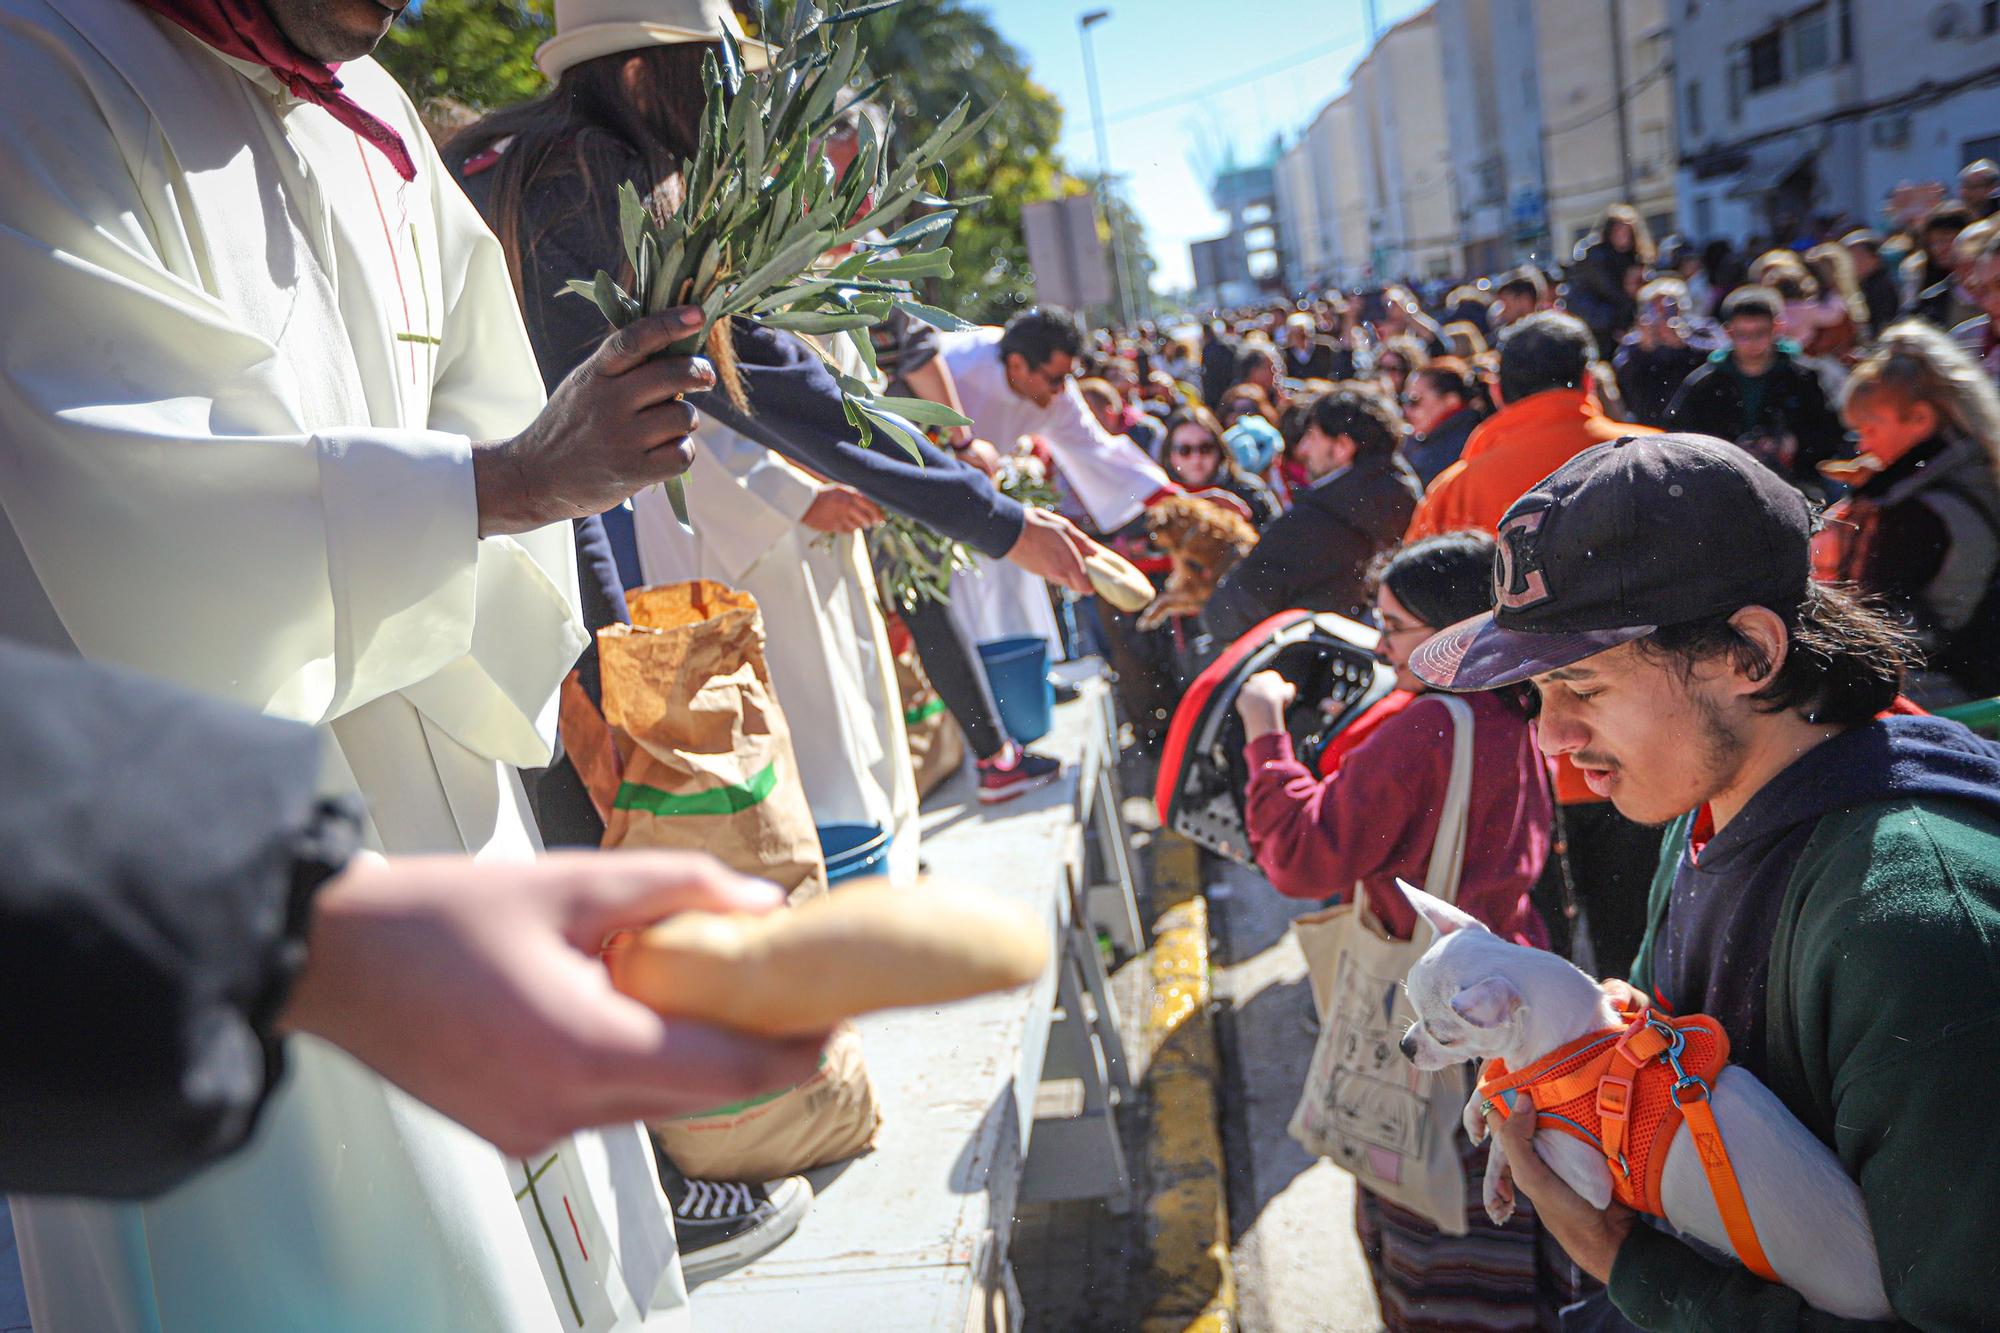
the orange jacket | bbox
[1404,390,1657,804]
[1405,389,1658,543]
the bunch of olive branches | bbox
[566,0,996,526]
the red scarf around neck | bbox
[131,0,417,181]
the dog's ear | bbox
[1390,878,1488,938]
[1448,976,1525,1030]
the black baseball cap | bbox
[1410,434,1815,691]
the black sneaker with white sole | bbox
[658,1163,813,1287]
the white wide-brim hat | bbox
[537,0,773,81]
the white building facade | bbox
[1438,0,1553,272]
[1351,9,1462,280]
[1670,0,2000,245]
[1534,0,1678,256]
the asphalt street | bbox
[1208,856,1385,1333]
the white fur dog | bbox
[1392,880,1891,1320]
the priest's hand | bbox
[279,850,828,1156]
[475,306,718,537]
[1005,506,1094,594]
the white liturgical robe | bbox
[0,1,683,1329]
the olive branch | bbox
[564,0,996,528]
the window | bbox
[1728,56,1745,121]
[1243,203,1272,225]
[1791,5,1832,76]
[1685,79,1705,139]
[1246,226,1276,252]
[1747,29,1784,91]
[1985,0,2000,33]
[1693,195,1714,238]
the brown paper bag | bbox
[599,581,826,900]
[598,581,879,1175]
[896,643,965,799]
[651,1023,879,1181]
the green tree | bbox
[375,0,551,113]
[850,0,1069,322]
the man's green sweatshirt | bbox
[1613,719,2000,1331]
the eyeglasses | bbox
[1170,441,1221,457]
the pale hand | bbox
[280,851,828,1157]
[958,438,1003,477]
[1236,670,1296,739]
[1005,506,1094,595]
[1488,1105,1637,1283]
[474,306,717,537]
[801,484,885,533]
[1600,977,1650,1013]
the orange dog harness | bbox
[1478,1004,1777,1283]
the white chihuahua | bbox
[1392,880,1890,1320]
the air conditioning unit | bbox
[1872,113,1912,149]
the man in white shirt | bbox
[939,308,1172,649]
[0,0,799,1327]
[941,307,1172,534]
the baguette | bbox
[1084,546,1154,613]
[609,880,1050,1036]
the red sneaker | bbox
[977,747,1063,804]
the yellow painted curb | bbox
[1141,834,1237,1333]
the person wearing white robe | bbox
[0,1,707,1328]
[940,320,1172,653]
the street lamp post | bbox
[1079,8,1137,328]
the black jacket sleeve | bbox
[0,641,359,1198]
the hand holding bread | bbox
[608,880,1050,1037]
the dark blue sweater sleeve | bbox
[694,323,1026,559]
[458,144,1028,562]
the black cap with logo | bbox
[1410,434,1815,691]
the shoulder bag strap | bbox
[1421,694,1476,907]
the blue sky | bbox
[971,0,1431,292]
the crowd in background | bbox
[1011,155,2000,1331]
[1059,153,2000,727]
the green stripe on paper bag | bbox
[613,762,778,818]
[903,696,946,727]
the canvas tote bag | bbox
[1287,694,1477,1234]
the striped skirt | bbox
[1353,1136,1585,1332]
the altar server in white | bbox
[0,0,812,1328]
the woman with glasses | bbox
[1160,406,1280,529]
[1232,530,1566,1331]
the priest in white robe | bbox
[0,0,736,1327]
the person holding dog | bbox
[1411,434,2000,1330]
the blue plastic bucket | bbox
[977,635,1055,744]
[818,822,892,884]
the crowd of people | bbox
[2,0,1999,1326]
[1029,165,2000,1331]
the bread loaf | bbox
[609,880,1050,1036]
[1084,547,1154,613]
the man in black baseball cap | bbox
[1411,434,2000,1328]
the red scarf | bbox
[130,0,417,181]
